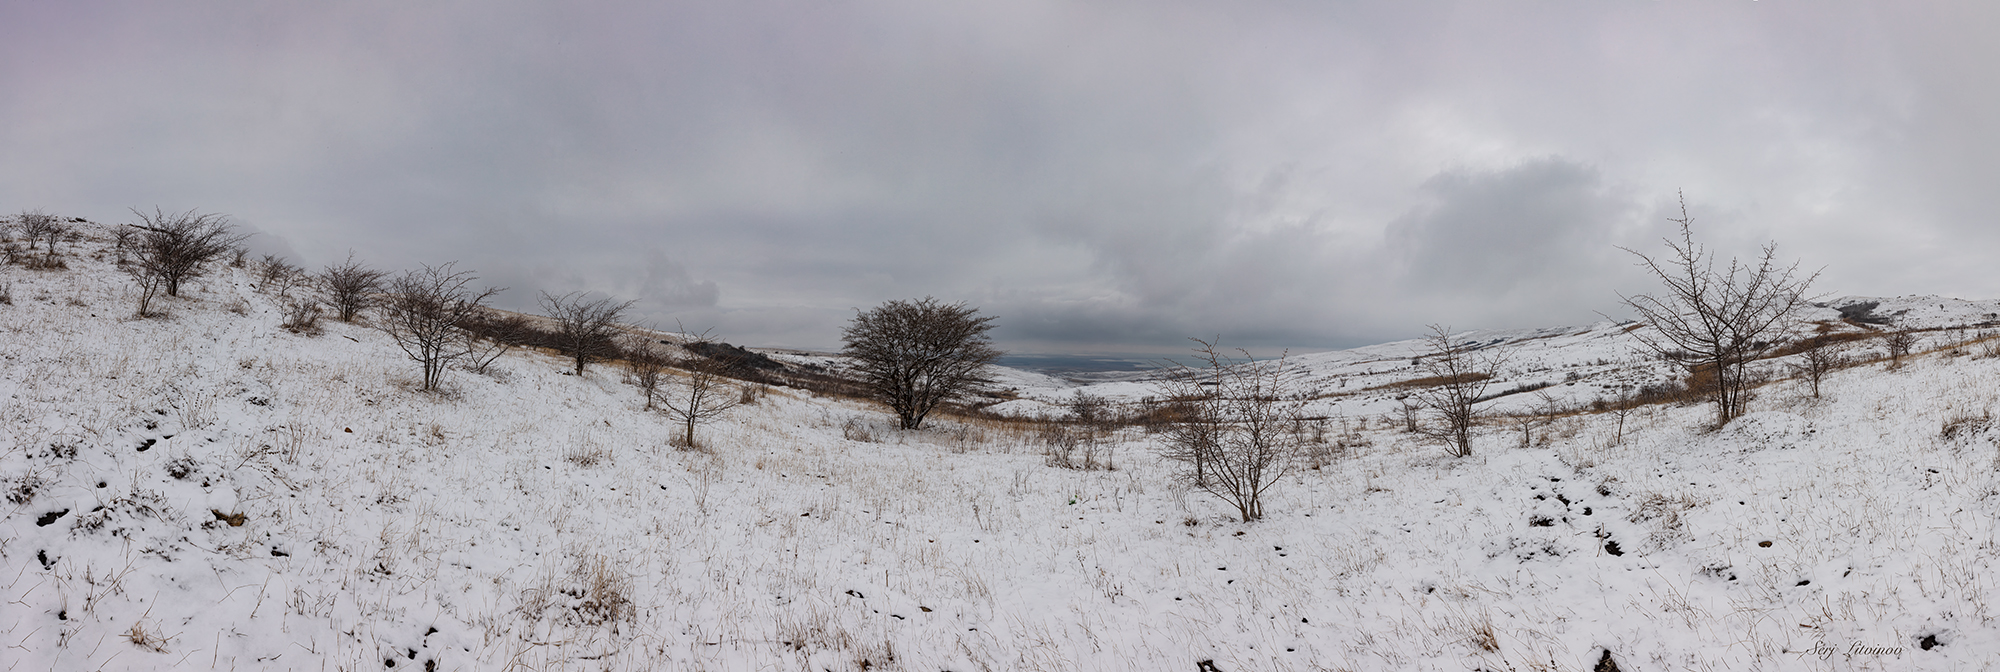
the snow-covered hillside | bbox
[994,295,2000,422]
[5,224,1999,670]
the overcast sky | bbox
[5,1,1997,353]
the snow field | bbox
[4,227,2000,670]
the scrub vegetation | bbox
[2,213,1994,670]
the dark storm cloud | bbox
[5,1,1999,352]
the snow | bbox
[3,224,1998,670]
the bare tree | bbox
[1600,393,1638,446]
[377,263,503,392]
[1396,396,1421,433]
[1618,193,1819,427]
[1410,325,1506,457]
[1067,390,1112,429]
[622,335,671,410]
[662,331,745,449]
[1790,340,1843,398]
[128,207,250,297]
[540,291,636,375]
[1153,338,1300,522]
[1884,331,1918,369]
[1151,394,1220,487]
[125,263,166,317]
[318,252,386,322]
[1503,390,1563,449]
[16,210,68,267]
[840,297,1002,430]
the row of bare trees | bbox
[1387,193,1821,457]
[1132,191,1834,523]
[9,209,73,268]
[68,207,754,448]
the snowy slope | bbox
[996,297,1999,422]
[4,225,1999,671]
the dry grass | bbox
[564,431,612,466]
[125,619,173,653]
[574,553,634,627]
[1941,409,1992,443]
[1363,371,1492,392]
[841,415,878,443]
[280,300,322,336]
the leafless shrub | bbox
[1154,338,1300,522]
[1503,390,1563,449]
[317,252,385,322]
[0,278,12,306]
[1396,397,1421,433]
[1788,340,1844,398]
[1885,330,1918,369]
[622,336,670,410]
[1295,415,1353,470]
[376,263,503,392]
[16,209,69,268]
[280,299,323,336]
[1043,420,1114,471]
[16,210,61,249]
[1617,192,1818,427]
[662,329,745,450]
[1978,331,2000,359]
[1410,325,1507,457]
[840,296,1002,430]
[540,291,635,376]
[1067,390,1112,428]
[127,207,250,297]
[126,263,166,318]
[258,254,303,297]
[1594,393,1640,446]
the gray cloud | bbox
[5,1,1998,352]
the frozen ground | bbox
[3,226,1999,670]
